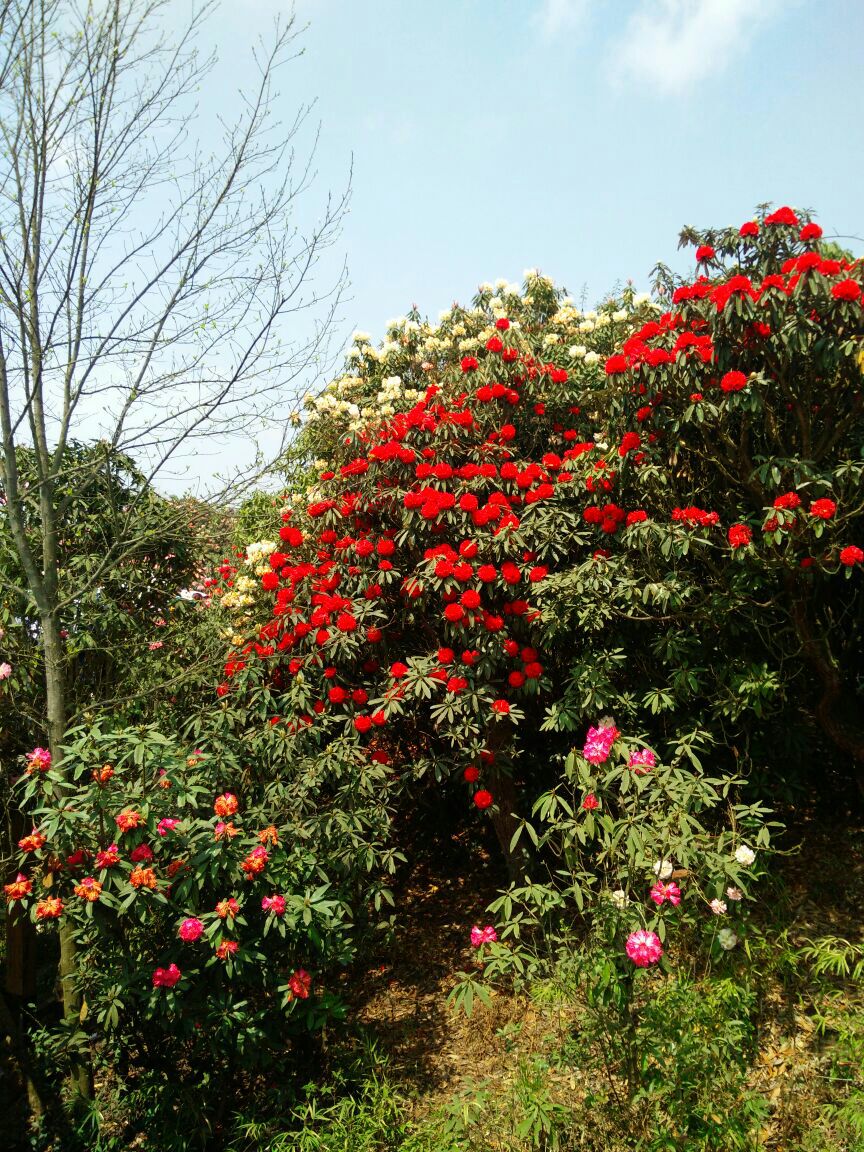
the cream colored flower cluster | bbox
[299,276,656,444]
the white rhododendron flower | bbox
[734,845,756,866]
[653,859,674,881]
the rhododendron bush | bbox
[589,206,864,789]
[209,275,661,864]
[10,721,398,1097]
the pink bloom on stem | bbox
[26,747,52,772]
[157,818,181,837]
[178,917,204,942]
[262,894,286,916]
[0,662,12,680]
[726,887,743,902]
[582,793,600,811]
[152,963,182,988]
[625,929,663,967]
[470,925,498,947]
[650,881,681,907]
[148,641,164,651]
[628,748,656,775]
[709,899,727,915]
[582,724,619,765]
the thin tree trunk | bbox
[43,612,91,1100]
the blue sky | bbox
[164,0,864,483]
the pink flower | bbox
[582,724,619,765]
[709,898,727,915]
[148,641,164,651]
[152,963,182,988]
[581,793,600,811]
[262,894,286,916]
[26,747,52,772]
[178,917,204,942]
[157,818,181,837]
[725,887,743,902]
[470,925,498,947]
[650,881,681,907]
[625,929,663,967]
[129,843,154,863]
[628,748,656,775]
[0,662,11,680]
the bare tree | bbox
[0,0,348,1096]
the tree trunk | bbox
[785,577,864,797]
[487,769,528,881]
[42,613,92,1100]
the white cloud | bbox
[536,0,591,39]
[612,0,779,95]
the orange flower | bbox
[214,821,240,841]
[115,810,144,833]
[215,940,238,960]
[18,829,47,853]
[240,847,268,879]
[165,858,187,878]
[74,877,102,902]
[129,866,157,890]
[35,897,64,919]
[258,825,279,846]
[213,792,239,817]
[4,873,32,901]
[92,764,114,784]
[215,897,240,919]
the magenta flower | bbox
[157,818,181,837]
[26,747,52,772]
[470,925,498,947]
[178,917,204,942]
[649,881,681,907]
[628,748,656,774]
[582,724,619,765]
[262,894,286,916]
[625,929,663,967]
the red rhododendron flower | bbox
[390,662,409,679]
[460,356,479,373]
[840,545,864,567]
[810,498,837,520]
[485,335,503,353]
[765,206,798,227]
[695,244,715,262]
[800,222,823,241]
[152,963,182,988]
[773,492,801,510]
[720,370,748,393]
[491,699,510,715]
[473,789,493,810]
[495,317,510,330]
[728,524,752,549]
[739,220,759,237]
[463,765,480,783]
[437,647,454,664]
[287,968,312,999]
[582,793,599,810]
[262,894,287,916]
[354,715,373,733]
[831,279,862,302]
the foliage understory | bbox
[4,807,856,1152]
